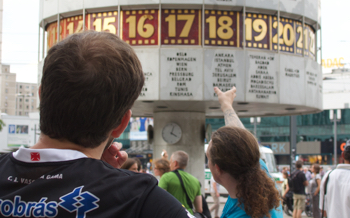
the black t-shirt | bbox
[291,169,307,195]
[0,152,193,218]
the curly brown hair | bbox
[154,158,170,175]
[210,126,281,218]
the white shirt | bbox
[319,164,350,218]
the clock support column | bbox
[153,111,206,189]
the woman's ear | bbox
[215,164,222,175]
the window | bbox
[5,89,8,93]
[25,112,29,116]
[19,99,22,102]
[31,105,34,109]
[26,86,29,89]
[32,93,34,96]
[5,103,7,107]
[19,105,22,109]
[19,112,21,115]
[31,99,34,103]
[5,96,7,99]
[20,85,22,89]
[5,75,8,79]
[26,105,29,109]
[32,86,34,90]
[5,109,7,113]
[25,99,29,102]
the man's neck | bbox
[31,134,106,159]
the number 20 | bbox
[272,21,294,47]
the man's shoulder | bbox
[162,171,176,179]
[291,169,301,176]
[180,170,198,180]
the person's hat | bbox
[344,140,350,151]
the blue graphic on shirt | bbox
[59,186,100,218]
[0,186,99,218]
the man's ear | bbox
[111,110,132,138]
[174,160,179,168]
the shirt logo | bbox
[59,186,100,218]
[0,186,99,218]
[30,152,40,161]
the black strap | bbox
[173,170,194,210]
[322,169,334,218]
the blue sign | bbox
[9,125,15,134]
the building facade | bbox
[207,108,350,166]
[15,82,39,116]
[0,65,39,116]
[0,65,16,115]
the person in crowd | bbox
[0,31,194,217]
[303,167,312,181]
[319,139,350,217]
[153,158,170,178]
[291,160,308,218]
[134,157,142,172]
[159,150,203,215]
[206,86,282,218]
[309,164,321,218]
[319,166,325,178]
[209,176,221,218]
[282,172,290,199]
[121,158,139,172]
[282,171,293,214]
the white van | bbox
[204,144,283,198]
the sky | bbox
[1,0,350,84]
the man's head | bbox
[295,160,303,169]
[303,167,308,173]
[342,139,350,164]
[40,31,144,148]
[170,150,189,171]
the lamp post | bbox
[330,109,341,166]
[250,117,261,137]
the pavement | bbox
[206,196,309,218]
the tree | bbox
[0,119,6,131]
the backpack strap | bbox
[173,170,194,210]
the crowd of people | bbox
[0,31,349,218]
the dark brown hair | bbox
[154,158,170,175]
[210,126,280,218]
[295,160,303,169]
[134,157,142,172]
[313,164,320,174]
[121,158,138,170]
[344,150,350,162]
[40,31,144,148]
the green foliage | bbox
[0,119,6,131]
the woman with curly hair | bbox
[207,86,283,218]
[153,158,170,178]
